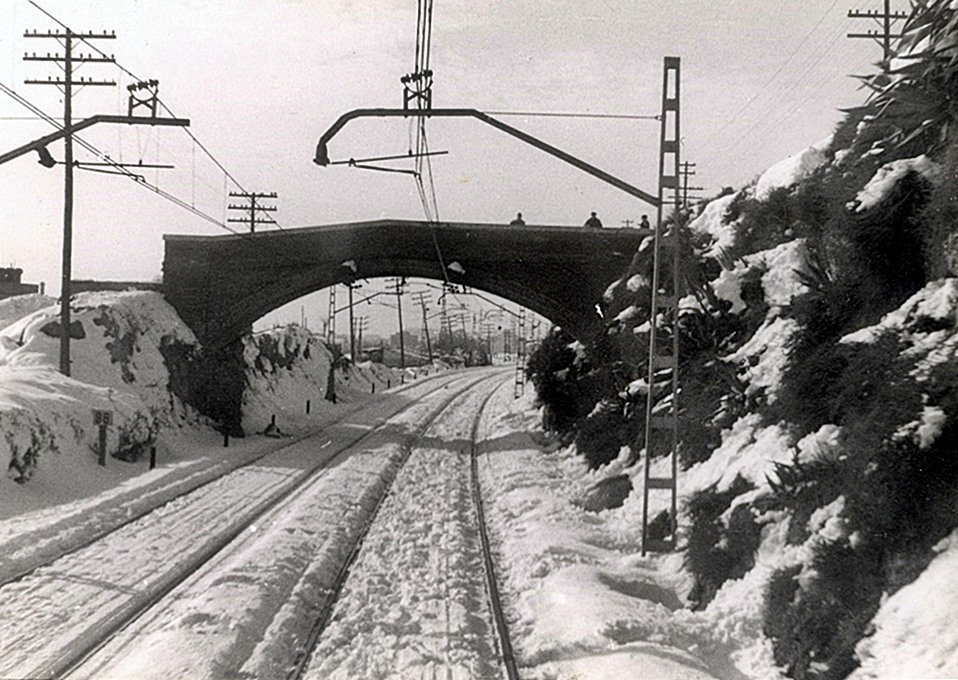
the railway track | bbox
[0,369,499,680]
[291,373,519,680]
[0,368,462,589]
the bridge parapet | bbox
[163,219,647,349]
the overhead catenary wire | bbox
[26,0,285,231]
[706,0,843,152]
[707,21,854,171]
[1,78,235,230]
[485,110,659,120]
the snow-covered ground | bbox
[66,370,502,680]
[303,374,506,680]
[479,388,750,680]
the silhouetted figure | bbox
[510,212,526,226]
[584,212,603,229]
[639,214,651,230]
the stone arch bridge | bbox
[162,219,648,349]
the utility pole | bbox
[388,278,406,370]
[679,161,704,209]
[440,294,448,345]
[356,316,368,355]
[347,282,358,358]
[848,0,908,72]
[227,191,277,233]
[24,26,115,376]
[412,291,432,361]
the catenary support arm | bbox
[0,114,190,167]
[314,108,660,208]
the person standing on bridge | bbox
[510,212,525,226]
[584,212,603,229]
[639,214,651,230]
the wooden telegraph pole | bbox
[388,278,407,370]
[24,27,116,376]
[227,191,277,233]
[848,0,908,72]
[412,291,432,361]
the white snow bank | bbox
[852,154,939,212]
[712,240,809,313]
[0,365,156,484]
[0,291,198,425]
[688,192,740,257]
[841,279,958,385]
[755,137,831,200]
[851,529,958,679]
[478,387,760,679]
[242,326,402,434]
[724,316,799,402]
[0,293,56,333]
[684,414,793,495]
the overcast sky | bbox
[0,0,889,334]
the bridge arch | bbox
[163,220,645,350]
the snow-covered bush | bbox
[684,476,760,610]
[4,413,57,483]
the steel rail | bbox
[0,369,460,590]
[10,373,477,680]
[285,369,511,680]
[471,379,521,679]
[47,370,490,680]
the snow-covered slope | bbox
[0,292,403,488]
[242,326,402,434]
[0,292,200,483]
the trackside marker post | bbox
[93,409,112,466]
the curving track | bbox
[0,368,502,680]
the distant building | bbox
[71,280,162,294]
[0,268,41,300]
[389,330,418,350]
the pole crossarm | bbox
[0,114,190,167]
[313,107,661,208]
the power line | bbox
[706,18,849,167]
[708,0,842,145]
[486,110,659,120]
[26,0,282,229]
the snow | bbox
[851,529,958,679]
[477,389,770,679]
[0,368,481,679]
[683,414,793,495]
[303,380,503,679]
[917,405,947,449]
[243,326,402,433]
[841,279,958,384]
[852,154,940,212]
[723,316,799,402]
[0,293,55,333]
[688,191,740,257]
[754,137,831,200]
[712,239,809,314]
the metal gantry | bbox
[326,285,337,348]
[514,308,527,398]
[641,57,682,555]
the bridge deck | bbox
[162,219,650,348]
